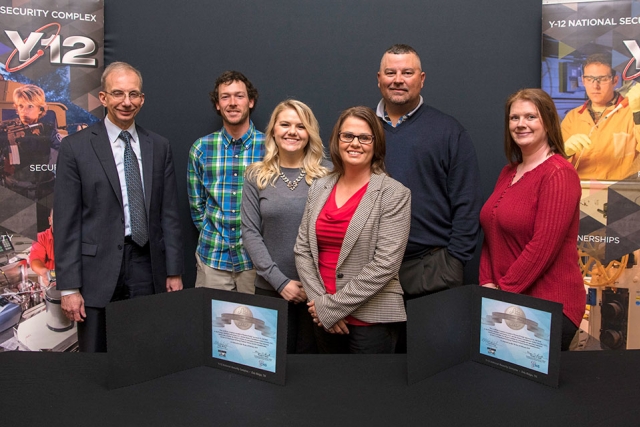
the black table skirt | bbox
[2,351,638,426]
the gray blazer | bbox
[294,172,411,328]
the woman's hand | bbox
[327,319,349,335]
[482,283,499,289]
[308,300,349,334]
[308,300,321,326]
[280,280,307,303]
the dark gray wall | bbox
[104,0,542,287]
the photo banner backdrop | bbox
[542,0,640,349]
[0,0,103,248]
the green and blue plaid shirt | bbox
[187,121,265,272]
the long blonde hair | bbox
[247,99,330,189]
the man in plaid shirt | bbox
[187,71,264,293]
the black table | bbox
[1,350,638,426]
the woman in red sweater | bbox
[479,88,585,351]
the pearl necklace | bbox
[279,169,306,190]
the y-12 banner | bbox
[542,0,640,350]
[0,1,103,256]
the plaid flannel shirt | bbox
[187,121,265,272]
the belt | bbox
[427,247,443,256]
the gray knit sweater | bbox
[241,163,330,292]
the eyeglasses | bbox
[338,132,374,145]
[583,75,613,84]
[103,90,144,101]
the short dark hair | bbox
[329,106,386,176]
[381,44,422,71]
[384,44,419,56]
[504,88,566,163]
[209,71,258,115]
[582,53,616,77]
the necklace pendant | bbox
[279,168,306,191]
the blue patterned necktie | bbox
[119,130,148,246]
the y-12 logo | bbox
[623,40,640,81]
[4,22,97,72]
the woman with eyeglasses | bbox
[294,106,411,354]
[480,89,584,351]
[241,99,331,353]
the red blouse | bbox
[316,182,370,326]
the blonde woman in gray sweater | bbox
[242,99,331,353]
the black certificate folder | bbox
[407,286,562,388]
[204,289,287,385]
[107,288,288,389]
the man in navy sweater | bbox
[375,44,482,300]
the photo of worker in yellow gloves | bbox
[561,53,640,181]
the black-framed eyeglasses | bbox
[103,90,144,101]
[582,75,613,84]
[338,132,374,145]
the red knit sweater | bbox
[479,154,585,327]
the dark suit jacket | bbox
[53,121,183,307]
[294,172,411,328]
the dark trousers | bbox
[396,250,464,353]
[77,240,154,352]
[255,287,318,354]
[314,322,401,354]
[399,248,464,299]
[561,314,579,351]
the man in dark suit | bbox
[54,62,184,352]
